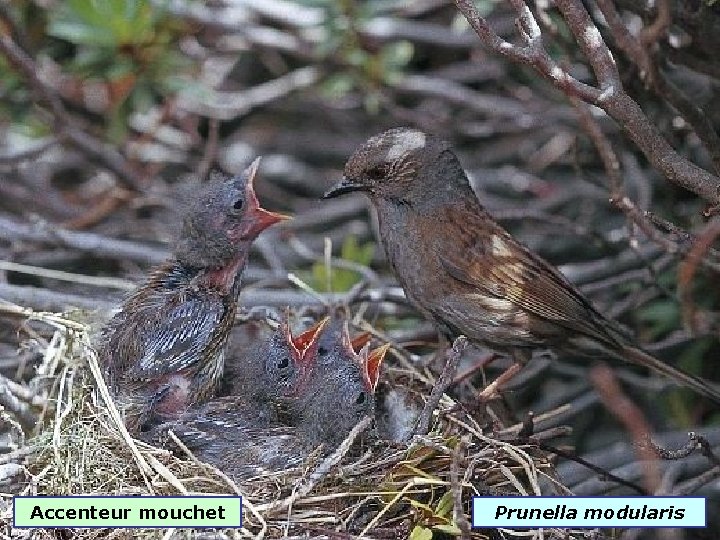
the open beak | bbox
[322,177,365,199]
[350,331,372,352]
[291,316,330,364]
[364,343,390,392]
[242,157,291,237]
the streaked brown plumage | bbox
[324,127,720,404]
[98,159,289,433]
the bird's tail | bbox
[618,345,720,406]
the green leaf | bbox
[409,525,433,540]
[636,300,679,340]
[435,491,454,518]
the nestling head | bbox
[263,313,329,396]
[324,127,472,207]
[297,321,389,447]
[175,158,290,267]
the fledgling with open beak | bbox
[98,158,290,433]
[143,317,387,481]
[224,312,330,403]
[288,320,389,447]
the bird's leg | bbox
[408,336,468,441]
[452,350,499,386]
[476,348,528,402]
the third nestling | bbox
[146,315,389,481]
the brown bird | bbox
[324,127,720,404]
[98,159,289,432]
[146,319,389,481]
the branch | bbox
[0,34,144,192]
[453,0,720,209]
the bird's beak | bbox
[291,316,330,364]
[364,343,390,392]
[322,177,365,199]
[242,157,291,237]
[350,331,372,352]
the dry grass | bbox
[0,303,559,539]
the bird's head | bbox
[323,127,470,209]
[313,310,372,366]
[266,313,330,395]
[295,321,389,447]
[175,158,290,268]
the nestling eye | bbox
[355,392,366,405]
[276,356,289,369]
[233,199,244,210]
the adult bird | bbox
[324,127,720,405]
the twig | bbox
[409,336,468,439]
[527,440,647,495]
[453,0,720,208]
[590,363,660,494]
[476,362,522,401]
[0,260,136,291]
[638,432,720,467]
[0,34,144,191]
[256,415,373,513]
[0,215,168,266]
[594,0,720,174]
[677,219,720,334]
[451,436,472,539]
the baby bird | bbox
[289,320,388,448]
[98,159,289,433]
[146,318,388,481]
[224,313,329,403]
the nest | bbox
[0,304,559,539]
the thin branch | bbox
[0,34,144,191]
[453,0,720,209]
[409,336,468,440]
[590,363,661,494]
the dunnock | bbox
[324,128,720,404]
[147,319,389,481]
[223,313,329,401]
[98,159,289,433]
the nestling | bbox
[145,318,389,481]
[98,159,289,433]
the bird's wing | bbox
[127,295,226,379]
[436,206,623,348]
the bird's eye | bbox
[276,356,290,369]
[366,165,385,180]
[318,346,327,356]
[233,199,244,210]
[355,392,366,405]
